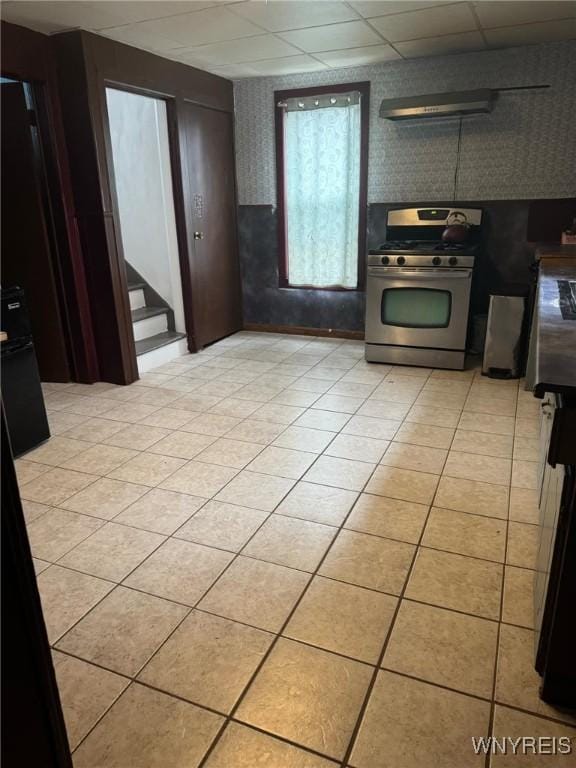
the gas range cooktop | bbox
[370,240,479,256]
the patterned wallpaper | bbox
[234,41,576,205]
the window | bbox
[275,83,369,290]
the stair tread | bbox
[131,306,170,322]
[135,331,186,356]
[128,281,146,292]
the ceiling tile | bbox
[350,2,452,19]
[101,24,183,53]
[94,2,218,28]
[205,62,259,79]
[396,30,486,58]
[474,1,576,30]
[131,6,264,47]
[370,3,478,42]
[278,20,382,52]
[0,1,124,33]
[315,43,401,67]
[230,0,359,32]
[244,54,330,76]
[484,18,576,48]
[175,34,300,66]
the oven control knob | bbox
[449,256,458,266]
[432,256,442,266]
[396,256,406,265]
[381,256,390,265]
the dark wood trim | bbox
[274,81,370,292]
[244,323,364,340]
[1,21,99,383]
[1,406,73,767]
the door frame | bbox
[100,80,199,358]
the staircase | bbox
[126,269,187,373]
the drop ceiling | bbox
[2,1,575,79]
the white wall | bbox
[106,88,185,332]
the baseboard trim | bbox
[243,323,364,340]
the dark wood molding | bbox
[274,81,370,292]
[244,323,364,340]
[1,20,99,383]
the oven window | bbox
[381,288,452,328]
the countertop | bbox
[534,250,576,397]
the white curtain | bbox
[284,100,361,288]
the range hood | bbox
[379,89,495,120]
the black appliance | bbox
[1,287,50,457]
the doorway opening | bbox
[105,87,188,374]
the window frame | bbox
[274,81,370,292]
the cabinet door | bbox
[182,104,242,348]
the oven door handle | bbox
[367,267,471,279]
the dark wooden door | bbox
[182,104,242,348]
[1,82,70,382]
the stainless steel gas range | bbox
[365,207,482,370]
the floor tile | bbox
[502,566,534,629]
[319,530,414,595]
[108,452,186,487]
[138,407,198,429]
[303,455,375,492]
[113,488,204,534]
[159,460,238,498]
[175,393,223,413]
[381,442,447,474]
[33,557,51,574]
[275,481,358,526]
[72,683,222,768]
[139,611,273,713]
[414,390,466,411]
[198,556,309,632]
[215,470,295,511]
[514,416,540,438]
[25,436,93,467]
[48,411,91,436]
[26,508,104,561]
[146,430,216,460]
[329,380,376,398]
[37,565,113,643]
[511,459,539,490]
[203,722,336,768]
[405,405,461,428]
[56,586,187,677]
[464,395,516,418]
[444,451,511,486]
[342,415,401,440]
[284,576,397,664]
[52,651,129,749]
[324,433,389,463]
[393,421,455,449]
[21,499,50,524]
[124,538,233,605]
[434,475,509,519]
[98,402,162,423]
[60,477,149,520]
[451,430,513,458]
[344,493,428,544]
[383,600,498,698]
[180,412,242,437]
[243,515,336,572]
[236,638,372,760]
[15,459,53,485]
[102,423,172,450]
[194,437,263,469]
[357,400,411,422]
[175,499,268,552]
[365,465,438,504]
[224,419,286,445]
[313,393,364,414]
[293,408,351,432]
[422,507,506,562]
[131,386,184,407]
[252,402,306,425]
[273,425,335,453]
[507,521,539,569]
[406,547,503,620]
[513,435,539,462]
[247,445,317,480]
[61,443,138,476]
[491,705,576,767]
[59,522,165,581]
[350,670,490,768]
[458,412,515,436]
[495,624,574,723]
[19,467,97,505]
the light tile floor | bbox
[17,331,576,767]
